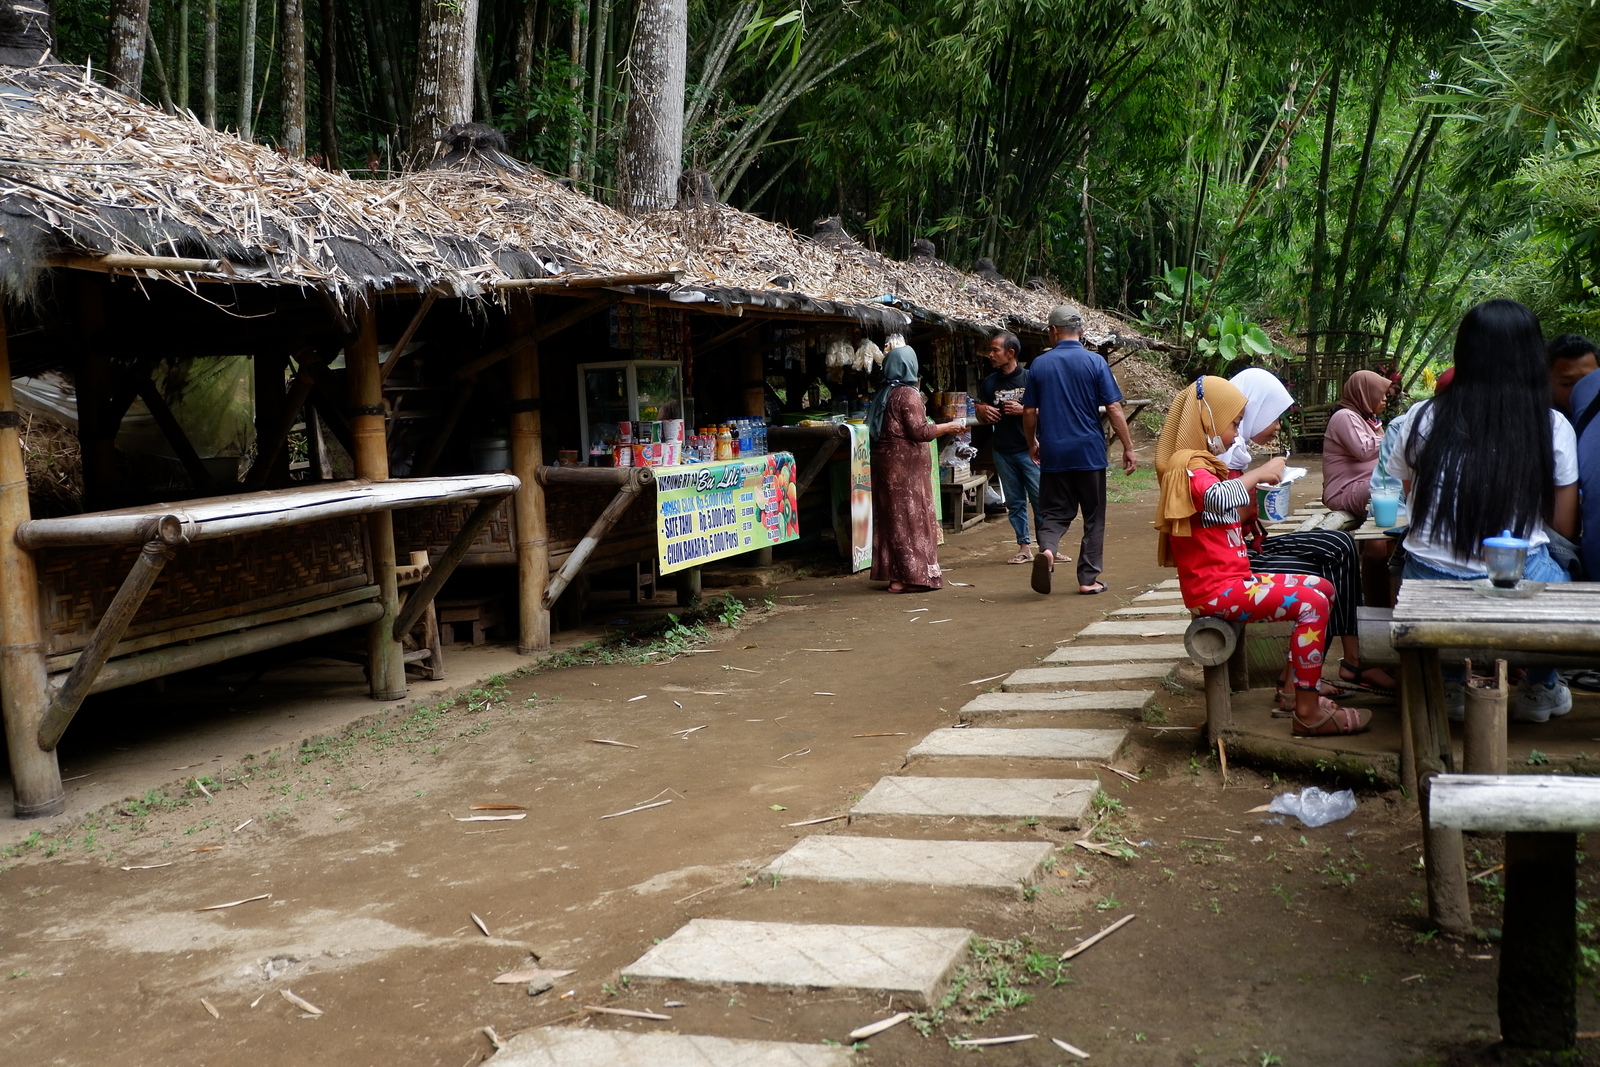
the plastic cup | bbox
[1371,488,1400,528]
[1483,530,1531,589]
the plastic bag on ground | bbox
[1267,786,1356,828]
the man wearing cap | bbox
[1022,304,1137,594]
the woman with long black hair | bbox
[1387,299,1580,720]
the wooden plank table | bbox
[1391,579,1600,934]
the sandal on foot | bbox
[1273,682,1348,716]
[1008,550,1033,565]
[1079,582,1108,595]
[1031,552,1053,595]
[1291,697,1372,737]
[1338,659,1398,696]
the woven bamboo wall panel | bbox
[39,517,372,655]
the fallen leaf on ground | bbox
[280,989,323,1015]
[197,893,270,912]
[454,813,527,822]
[470,912,490,937]
[200,998,220,1019]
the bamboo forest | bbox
[38,0,1600,386]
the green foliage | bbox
[909,937,1070,1037]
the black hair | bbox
[1548,333,1599,367]
[989,329,1021,357]
[1405,299,1555,559]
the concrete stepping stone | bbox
[960,690,1153,718]
[851,776,1097,825]
[487,1027,853,1066]
[908,727,1126,761]
[622,919,971,1008]
[1110,604,1191,616]
[1157,579,1180,589]
[1133,590,1184,602]
[765,836,1054,890]
[1042,642,1185,664]
[1080,618,1191,637]
[1003,663,1175,691]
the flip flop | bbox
[1564,670,1600,693]
[1079,582,1107,595]
[1008,550,1033,565]
[1291,697,1372,737]
[1031,552,1053,595]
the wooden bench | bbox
[1429,774,1600,1051]
[939,471,990,532]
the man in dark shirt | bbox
[977,330,1043,564]
[1022,304,1137,595]
[1550,333,1600,416]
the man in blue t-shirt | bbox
[1021,304,1137,595]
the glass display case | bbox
[577,361,684,451]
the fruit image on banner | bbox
[655,452,801,574]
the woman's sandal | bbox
[1008,550,1033,565]
[887,583,936,594]
[1291,696,1372,737]
[1337,659,1399,697]
[1271,682,1348,717]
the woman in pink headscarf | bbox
[1322,370,1391,514]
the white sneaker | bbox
[1513,679,1573,723]
[1445,679,1465,723]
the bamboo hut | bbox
[0,63,1151,818]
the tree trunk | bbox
[107,0,151,97]
[237,0,258,138]
[176,0,189,108]
[408,0,479,164]
[202,0,216,126]
[1081,159,1095,307]
[620,0,687,213]
[567,2,583,179]
[1305,65,1342,394]
[318,0,339,168]
[587,0,614,175]
[513,0,535,93]
[279,0,306,155]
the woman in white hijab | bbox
[1225,367,1397,704]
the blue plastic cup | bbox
[1371,488,1400,528]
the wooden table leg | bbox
[1401,647,1473,935]
[1499,831,1577,1049]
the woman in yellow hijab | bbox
[1156,377,1370,737]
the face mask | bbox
[1217,438,1252,468]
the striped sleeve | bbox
[1200,477,1251,526]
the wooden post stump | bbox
[1400,646,1473,935]
[509,300,550,653]
[1184,616,1238,739]
[1500,831,1578,1049]
[1463,658,1508,776]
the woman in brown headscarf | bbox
[1321,369,1391,514]
[1156,377,1370,736]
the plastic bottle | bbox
[716,425,733,461]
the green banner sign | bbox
[655,452,800,574]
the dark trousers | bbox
[1038,468,1106,586]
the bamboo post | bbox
[509,299,550,652]
[38,537,180,751]
[347,300,407,701]
[1400,646,1473,934]
[0,308,63,817]
[1462,658,1508,776]
[740,331,773,567]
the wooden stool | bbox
[1185,615,1245,739]
[396,550,445,681]
[438,595,506,645]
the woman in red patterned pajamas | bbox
[1154,376,1371,737]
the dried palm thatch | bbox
[21,407,81,515]
[0,63,1153,347]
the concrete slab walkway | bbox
[621,919,972,1008]
[1002,663,1175,690]
[851,775,1097,824]
[907,727,1126,761]
[960,690,1152,718]
[487,1027,854,1066]
[765,836,1054,889]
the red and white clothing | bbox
[1170,467,1333,691]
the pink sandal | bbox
[1291,697,1371,737]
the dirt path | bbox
[2,477,1597,1066]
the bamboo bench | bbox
[1429,774,1600,1051]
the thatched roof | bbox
[0,63,1149,346]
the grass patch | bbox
[1105,466,1157,504]
[911,937,1072,1040]
[532,594,752,672]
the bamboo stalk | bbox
[391,495,510,640]
[488,270,682,290]
[135,374,215,492]
[0,306,62,817]
[347,301,406,701]
[378,293,437,385]
[536,465,654,488]
[509,298,549,652]
[38,538,179,751]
